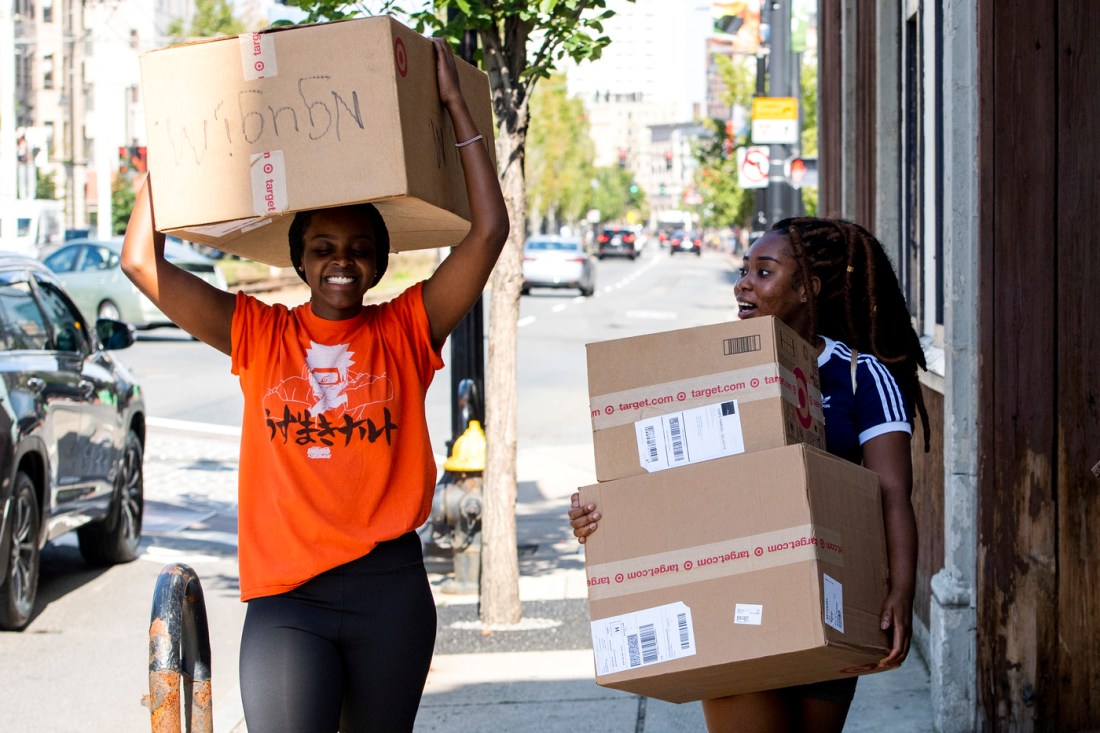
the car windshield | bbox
[527,240,579,252]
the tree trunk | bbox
[480,119,526,626]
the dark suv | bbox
[596,227,638,260]
[0,253,145,630]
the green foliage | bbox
[526,75,595,230]
[799,58,818,213]
[35,170,56,200]
[111,175,137,236]
[587,166,646,224]
[692,118,754,229]
[167,0,247,39]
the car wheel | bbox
[521,285,530,296]
[0,472,41,631]
[582,283,595,297]
[97,300,121,321]
[78,431,144,566]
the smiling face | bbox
[733,231,815,341]
[300,207,380,321]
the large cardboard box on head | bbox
[579,443,891,703]
[587,316,825,482]
[140,16,495,266]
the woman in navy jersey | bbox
[569,217,929,733]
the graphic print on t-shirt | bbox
[260,339,398,457]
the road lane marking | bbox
[518,316,536,327]
[148,416,242,437]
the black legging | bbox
[239,532,437,732]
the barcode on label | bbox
[644,425,658,463]
[677,613,689,649]
[723,334,761,356]
[640,623,658,665]
[627,633,641,667]
[669,416,685,462]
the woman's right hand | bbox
[568,493,601,544]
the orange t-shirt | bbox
[230,282,443,601]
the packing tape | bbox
[251,151,289,216]
[589,363,823,431]
[585,523,844,601]
[240,31,278,80]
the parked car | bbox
[42,238,227,329]
[595,227,638,260]
[0,253,145,630]
[669,229,702,256]
[521,236,596,296]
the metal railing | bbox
[146,563,213,733]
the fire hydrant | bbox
[430,419,484,594]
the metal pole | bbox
[447,11,486,446]
[147,563,213,733]
[764,0,797,226]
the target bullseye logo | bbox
[793,366,813,428]
[394,37,408,77]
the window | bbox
[43,54,54,90]
[0,274,49,351]
[901,3,945,348]
[44,245,80,273]
[35,280,88,354]
[43,0,53,22]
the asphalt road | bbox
[0,242,740,732]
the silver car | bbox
[42,238,227,329]
[521,236,596,297]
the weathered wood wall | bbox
[911,384,943,629]
[978,0,1100,728]
[1052,0,1100,728]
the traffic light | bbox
[618,149,628,169]
[786,157,818,189]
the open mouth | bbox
[737,301,758,316]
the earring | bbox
[801,295,807,303]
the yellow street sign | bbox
[752,97,798,120]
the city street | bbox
[0,244,746,732]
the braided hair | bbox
[774,217,931,451]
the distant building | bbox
[1,1,193,237]
[563,0,711,223]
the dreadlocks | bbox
[775,217,931,451]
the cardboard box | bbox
[579,443,890,703]
[587,316,824,482]
[140,17,496,266]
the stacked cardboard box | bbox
[140,16,495,266]
[580,317,891,703]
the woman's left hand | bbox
[877,588,914,669]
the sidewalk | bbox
[153,428,933,733]
[413,442,935,732]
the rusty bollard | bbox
[146,563,213,733]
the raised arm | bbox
[421,38,509,351]
[120,176,237,355]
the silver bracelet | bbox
[454,134,483,148]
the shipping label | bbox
[734,603,764,625]
[590,601,696,676]
[239,31,278,80]
[585,524,844,601]
[822,573,844,633]
[250,150,289,215]
[634,399,745,472]
[590,363,823,431]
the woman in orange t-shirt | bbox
[122,39,508,733]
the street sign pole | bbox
[447,12,485,443]
[764,0,798,226]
